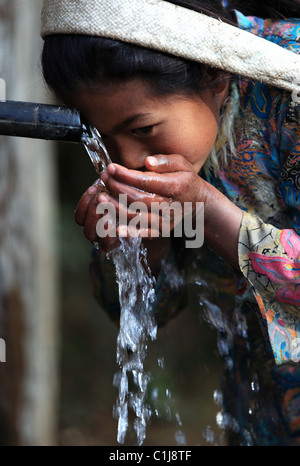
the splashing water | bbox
[81,124,111,177]
[151,381,187,446]
[81,124,157,445]
[110,238,157,445]
[196,278,255,446]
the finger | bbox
[97,191,149,220]
[95,208,118,246]
[74,180,106,226]
[144,154,193,173]
[96,193,181,242]
[82,195,103,241]
[97,192,162,234]
[74,186,99,226]
[105,154,193,179]
[100,175,169,205]
[116,224,161,240]
[102,166,193,200]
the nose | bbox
[105,137,150,169]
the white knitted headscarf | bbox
[41,0,300,94]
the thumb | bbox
[144,154,192,173]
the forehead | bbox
[71,78,198,119]
[71,79,158,114]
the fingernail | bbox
[147,156,158,167]
[107,164,116,175]
[88,186,97,194]
[97,193,109,203]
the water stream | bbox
[110,238,157,445]
[81,124,111,177]
[81,124,158,445]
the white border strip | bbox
[0,78,6,101]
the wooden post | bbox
[0,0,59,445]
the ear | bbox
[208,74,230,111]
[210,73,230,95]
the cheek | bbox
[189,116,219,162]
[163,121,218,165]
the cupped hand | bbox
[74,154,208,252]
[101,154,205,204]
[99,154,207,237]
[74,179,120,251]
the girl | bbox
[41,0,300,445]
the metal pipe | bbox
[0,101,83,142]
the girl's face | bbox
[69,78,228,174]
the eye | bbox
[131,125,154,136]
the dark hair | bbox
[41,0,300,100]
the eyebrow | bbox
[112,113,152,133]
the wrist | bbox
[201,180,243,269]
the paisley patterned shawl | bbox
[218,12,300,366]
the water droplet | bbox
[213,389,223,407]
[203,425,215,444]
[175,429,186,446]
[158,357,165,369]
